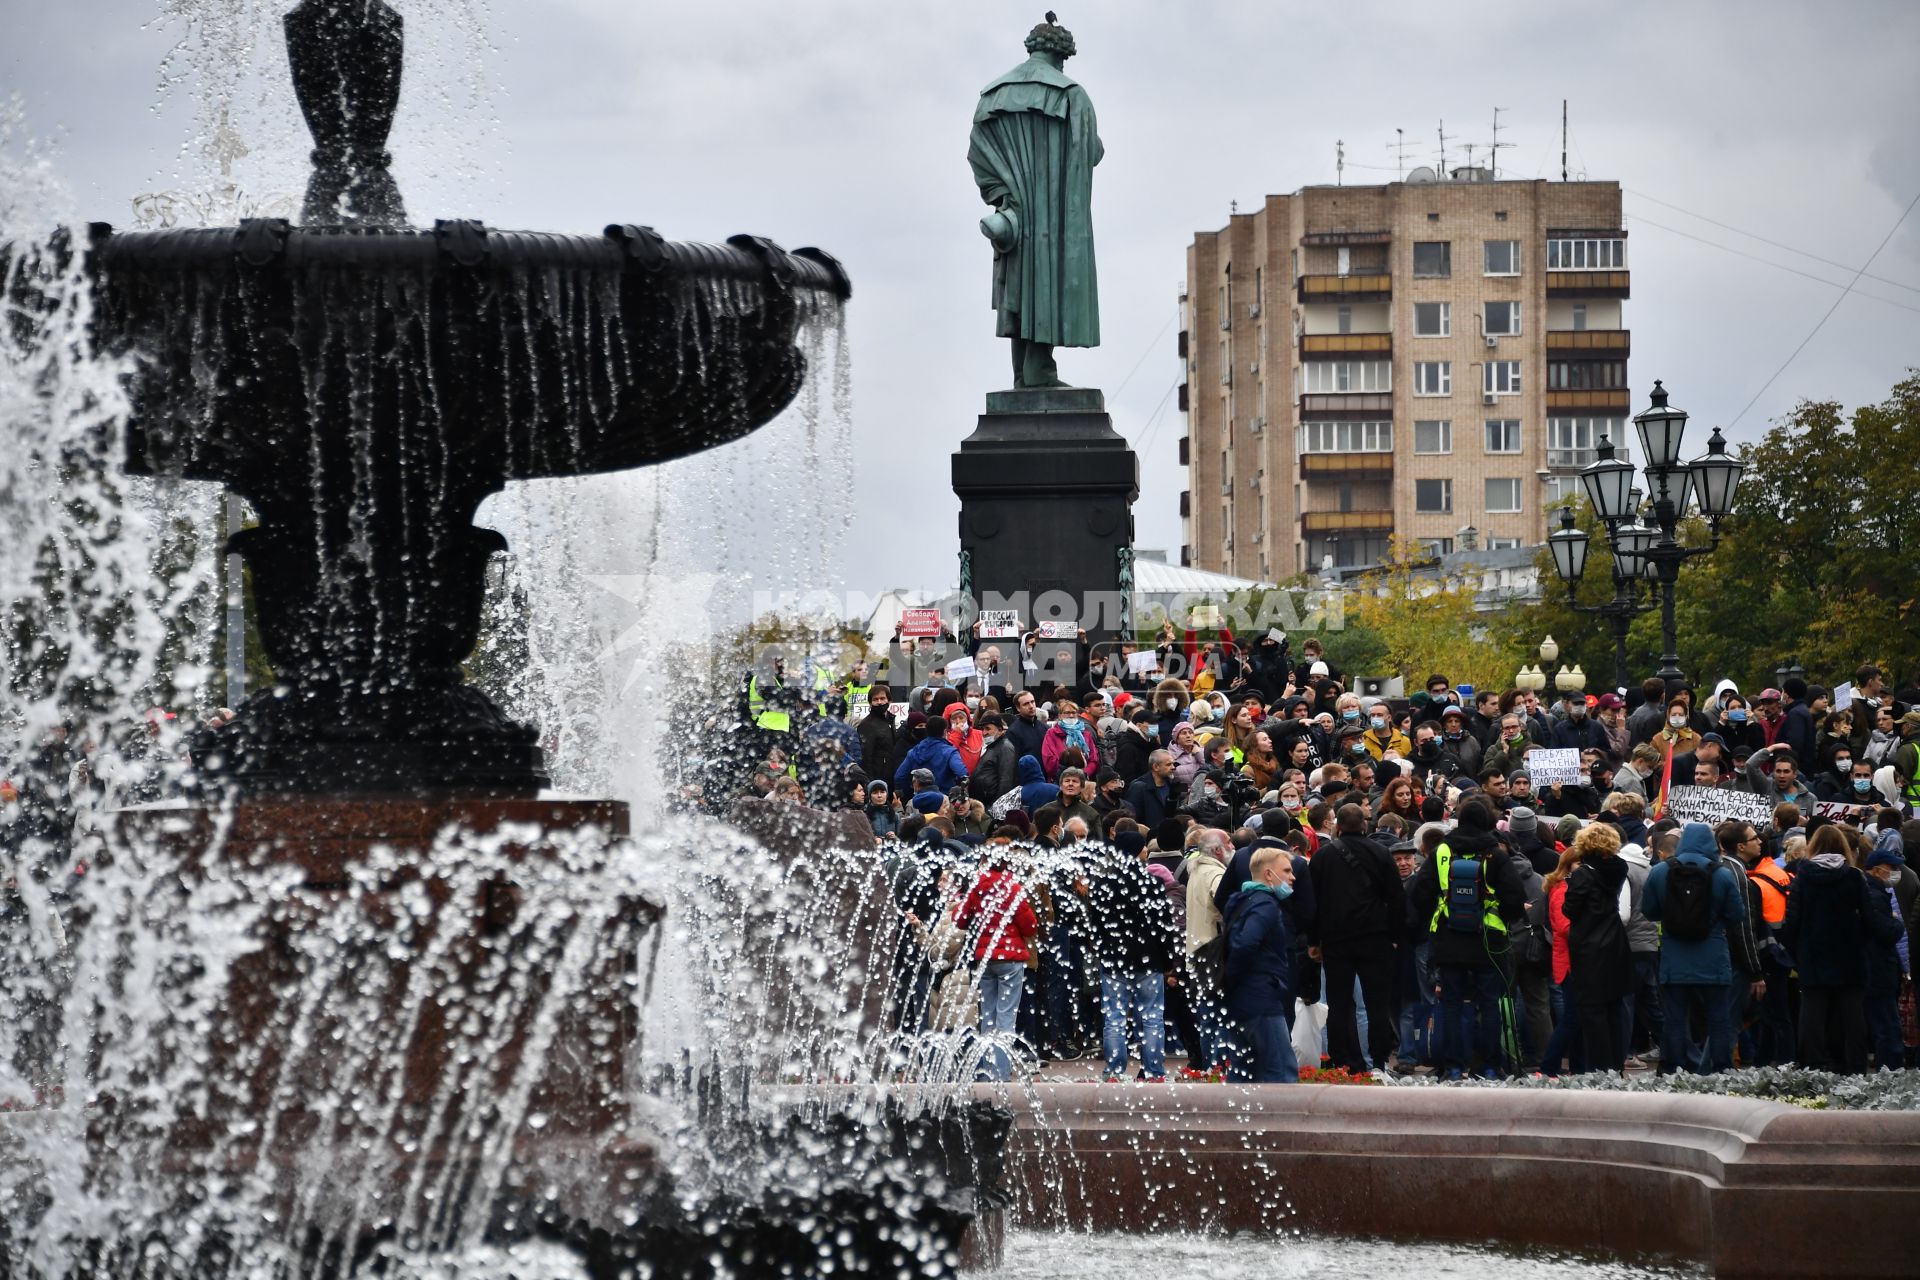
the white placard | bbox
[1663,786,1779,827]
[1525,748,1584,786]
[978,610,1021,639]
[1037,621,1074,640]
[1833,682,1853,712]
[1126,650,1161,676]
[945,655,977,681]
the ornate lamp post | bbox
[1553,382,1743,695]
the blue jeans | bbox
[1185,959,1230,1071]
[1100,971,1167,1079]
[1659,982,1733,1075]
[1540,978,1580,1075]
[1436,964,1511,1076]
[1234,1013,1300,1083]
[1041,922,1084,1050]
[977,960,1027,1081]
[1866,989,1904,1069]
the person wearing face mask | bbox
[1042,699,1102,781]
[1861,834,1909,1071]
[1435,707,1480,780]
[969,712,1019,808]
[1362,702,1411,762]
[1813,709,1855,780]
[1150,677,1193,746]
[1548,692,1610,753]
[1655,694,1702,757]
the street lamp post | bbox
[1549,382,1744,694]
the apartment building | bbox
[1178,172,1630,580]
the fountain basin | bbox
[986,1082,1920,1278]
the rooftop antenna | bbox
[1561,100,1568,182]
[1336,138,1345,186]
[1230,198,1238,215]
[1437,119,1449,175]
[1464,142,1477,171]
[1388,127,1411,179]
[1489,106,1514,179]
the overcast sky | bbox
[7,0,1918,605]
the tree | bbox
[1341,536,1522,690]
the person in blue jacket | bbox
[1015,753,1060,815]
[1223,845,1300,1083]
[892,722,970,795]
[1641,820,1747,1074]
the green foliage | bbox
[1343,536,1523,690]
[1505,370,1920,691]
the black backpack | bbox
[1662,859,1715,942]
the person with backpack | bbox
[1641,821,1748,1074]
[1406,796,1528,1080]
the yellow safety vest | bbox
[1428,841,1508,936]
[747,676,790,733]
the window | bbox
[1413,241,1452,278]
[1485,478,1523,513]
[1484,301,1521,336]
[1416,479,1453,513]
[1308,533,1391,570]
[1337,483,1355,513]
[1414,420,1452,454]
[1421,537,1455,556]
[1414,302,1450,337]
[1413,362,1452,396]
[1542,474,1581,505]
[1495,210,1509,222]
[1426,212,1440,223]
[1484,240,1520,275]
[1571,303,1588,332]
[1548,416,1627,469]
[1337,304,1353,335]
[1336,247,1352,277]
[1549,360,1628,389]
[1298,420,1392,453]
[1547,238,1627,270]
[1489,536,1522,550]
[1484,419,1521,454]
[1301,361,1391,393]
[1483,361,1523,395]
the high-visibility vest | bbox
[1746,859,1789,926]
[747,676,790,733]
[1428,842,1508,937]
[846,682,872,707]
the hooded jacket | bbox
[1779,851,1901,988]
[1617,842,1660,954]
[1016,753,1060,815]
[970,732,1019,809]
[1223,881,1294,1019]
[892,732,970,795]
[1563,852,1633,1002]
[1306,832,1406,954]
[1641,822,1746,986]
[857,710,897,780]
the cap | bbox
[910,767,936,786]
[1700,732,1728,749]
[1596,693,1624,710]
[1758,688,1783,702]
[1440,704,1466,720]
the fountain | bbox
[0,2,1006,1275]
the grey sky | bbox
[6,0,1918,604]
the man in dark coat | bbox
[969,713,1019,808]
[1406,796,1528,1078]
[1085,845,1183,1081]
[1223,845,1300,1083]
[1308,804,1406,1073]
[1004,688,1047,764]
[856,686,897,781]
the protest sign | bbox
[945,655,977,682]
[1833,682,1853,713]
[978,610,1021,639]
[1126,649,1161,677]
[1037,621,1075,640]
[1526,748,1584,786]
[900,607,942,638]
[1662,786,1778,827]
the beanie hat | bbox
[1555,814,1584,846]
[1114,830,1149,858]
[1508,806,1539,838]
[910,792,946,814]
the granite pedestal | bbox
[951,387,1140,647]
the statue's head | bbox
[1025,16,1077,60]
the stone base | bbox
[952,386,1139,647]
[991,1082,1920,1278]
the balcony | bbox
[1300,333,1393,359]
[1301,452,1394,481]
[1546,388,1632,412]
[1302,510,1394,534]
[1546,270,1631,299]
[1300,391,1393,419]
[1298,273,1392,303]
[1179,489,1191,517]
[1178,381,1189,412]
[1178,435,1190,466]
[1547,328,1631,356]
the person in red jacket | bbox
[945,702,986,774]
[957,848,1040,1081]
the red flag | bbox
[1650,738,1674,822]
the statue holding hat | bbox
[969,13,1103,388]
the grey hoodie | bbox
[1618,842,1659,954]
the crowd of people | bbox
[729,626,1920,1084]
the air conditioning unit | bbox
[1220,317,1232,331]
[1252,530,1265,544]
[1249,360,1259,374]
[1248,303,1262,319]
[1485,334,1499,348]
[1482,392,1498,405]
[1250,471,1262,490]
[1250,416,1265,434]
[1221,370,1233,386]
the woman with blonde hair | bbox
[1537,823,1624,1073]
[1560,822,1632,1071]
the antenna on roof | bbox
[1489,107,1514,179]
[1388,127,1411,179]
[1561,100,1568,182]
[1464,142,1476,171]
[1437,119,1449,175]
[1336,138,1344,186]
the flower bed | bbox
[1297,1065,1381,1085]
[1381,1066,1920,1111]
